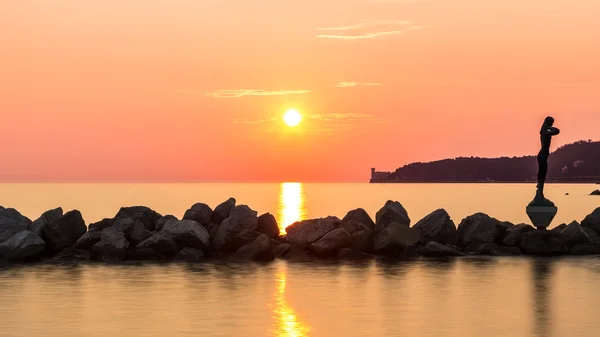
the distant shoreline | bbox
[369,180,600,184]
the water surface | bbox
[2,257,600,337]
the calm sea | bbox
[1,183,600,337]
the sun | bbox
[283,109,302,127]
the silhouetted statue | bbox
[535,116,560,202]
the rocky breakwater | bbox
[2,201,600,264]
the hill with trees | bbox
[379,140,600,183]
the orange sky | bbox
[1,0,599,182]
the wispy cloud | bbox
[336,81,382,88]
[201,89,311,99]
[317,19,423,40]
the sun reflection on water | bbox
[277,183,307,234]
[273,270,310,337]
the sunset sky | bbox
[1,0,598,182]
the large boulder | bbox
[183,203,213,226]
[211,198,236,224]
[519,231,568,255]
[496,221,515,243]
[0,231,45,261]
[583,227,600,245]
[591,190,600,196]
[43,210,87,253]
[273,243,291,258]
[561,221,591,248]
[581,207,600,234]
[162,219,210,252]
[174,247,205,262]
[349,228,374,253]
[413,209,458,245]
[232,233,274,262]
[457,213,500,247]
[29,207,63,237]
[374,200,410,235]
[551,224,568,233]
[113,217,152,245]
[212,207,260,253]
[72,228,102,251]
[463,242,522,256]
[88,218,114,231]
[373,222,420,254]
[156,215,178,232]
[503,224,535,246]
[570,244,600,255]
[137,232,179,257]
[114,206,161,231]
[341,208,375,234]
[285,216,340,248]
[0,206,32,243]
[418,241,464,257]
[92,227,130,260]
[308,228,351,256]
[128,247,166,261]
[337,248,371,260]
[257,213,280,238]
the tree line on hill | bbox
[384,140,600,183]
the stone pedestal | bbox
[526,206,558,230]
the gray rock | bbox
[0,231,45,261]
[551,223,568,233]
[279,245,314,262]
[174,247,205,261]
[0,206,32,243]
[519,230,568,255]
[29,207,63,237]
[156,215,178,232]
[341,208,375,234]
[581,207,600,234]
[211,198,236,224]
[113,217,152,245]
[373,222,420,254]
[591,189,600,196]
[114,206,162,231]
[308,228,351,256]
[137,232,179,257]
[496,221,515,243]
[418,241,464,257]
[464,242,522,256]
[374,200,411,235]
[570,244,600,255]
[457,213,500,247]
[413,209,458,245]
[43,210,87,253]
[337,248,371,260]
[88,218,114,231]
[349,228,374,253]
[54,248,91,262]
[229,205,258,229]
[583,227,600,245]
[128,247,166,261]
[273,243,291,258]
[285,216,340,248]
[183,203,213,226]
[232,233,274,262]
[72,229,102,251]
[561,221,590,248]
[257,213,280,238]
[162,219,210,252]
[92,227,130,260]
[503,224,535,246]
[212,213,261,253]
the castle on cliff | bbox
[370,168,393,183]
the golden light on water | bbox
[273,270,310,337]
[277,183,307,234]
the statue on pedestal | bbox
[527,116,559,229]
[531,116,560,206]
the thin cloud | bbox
[336,81,382,88]
[204,89,311,99]
[317,19,422,40]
